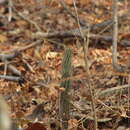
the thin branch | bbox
[0,75,22,82]
[18,39,43,52]
[82,27,98,130]
[112,0,125,72]
[32,30,112,41]
[8,64,21,76]
[31,12,130,40]
[96,84,130,98]
[8,0,13,22]
[112,0,118,68]
[0,40,43,64]
[13,8,41,31]
[72,0,98,129]
[3,60,8,76]
[59,0,86,26]
[1,40,43,56]
[0,40,43,80]
[0,51,19,61]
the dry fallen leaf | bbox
[15,20,28,27]
[25,122,47,130]
[68,119,78,130]
[0,34,7,43]
[46,51,58,60]
[79,0,90,5]
[64,0,73,5]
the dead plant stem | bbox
[72,0,98,129]
[82,28,98,130]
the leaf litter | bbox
[0,0,130,129]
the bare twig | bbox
[13,8,41,31]
[72,0,97,129]
[0,51,21,76]
[8,64,21,76]
[18,39,43,52]
[96,84,130,98]
[0,75,22,82]
[32,30,112,42]
[0,40,43,62]
[0,40,43,80]
[31,12,130,40]
[2,40,43,55]
[8,0,13,22]
[59,0,86,26]
[112,0,125,72]
[82,28,98,130]
[3,60,7,76]
[0,51,19,61]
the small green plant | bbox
[59,48,72,130]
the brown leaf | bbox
[25,122,47,130]
[79,0,90,5]
[15,20,28,27]
[0,34,7,43]
[64,0,73,5]
[68,119,78,130]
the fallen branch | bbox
[96,84,130,98]
[8,64,21,76]
[0,40,43,59]
[0,40,43,80]
[31,13,129,40]
[32,31,112,41]
[0,75,23,82]
[0,51,19,61]
[18,39,43,52]
[8,0,13,22]
[0,51,21,76]
[112,0,124,72]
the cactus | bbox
[59,48,72,130]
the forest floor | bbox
[0,0,130,129]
